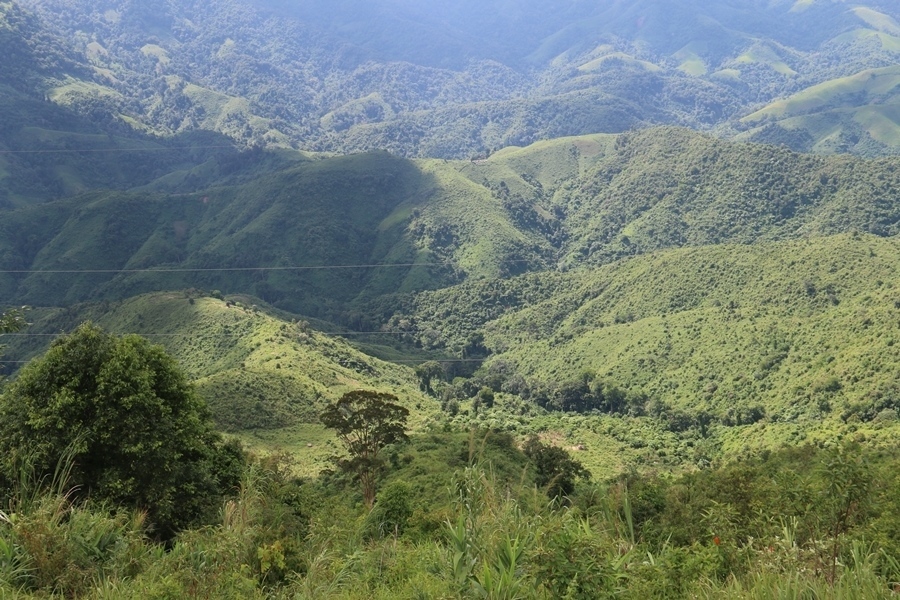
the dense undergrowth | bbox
[2,431,899,598]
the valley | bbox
[2,1,900,597]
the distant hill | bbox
[0,1,251,207]
[395,233,900,423]
[739,65,900,155]
[3,0,900,160]
[3,0,900,489]
[1,128,899,321]
[2,292,433,434]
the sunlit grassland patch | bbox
[235,423,338,478]
[48,78,121,105]
[851,7,900,36]
[674,42,709,76]
[734,44,797,77]
[743,66,900,122]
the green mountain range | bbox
[0,126,898,474]
[1,0,900,476]
[4,3,900,596]
[2,127,898,314]
[3,0,900,164]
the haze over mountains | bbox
[4,0,900,171]
[6,2,900,597]
[1,0,900,472]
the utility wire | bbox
[0,145,239,155]
[0,358,484,364]
[0,258,539,275]
[1,331,413,337]
[1,331,483,364]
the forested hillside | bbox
[2,128,899,476]
[396,234,900,414]
[3,2,900,597]
[4,0,900,160]
[2,128,898,319]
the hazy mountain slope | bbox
[2,129,899,320]
[0,148,558,318]
[0,1,257,206]
[739,65,900,155]
[397,234,900,422]
[1,292,433,432]
[7,0,900,159]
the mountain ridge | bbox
[4,0,900,161]
[2,128,899,321]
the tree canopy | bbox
[0,309,26,334]
[523,435,590,499]
[0,323,243,538]
[320,390,409,507]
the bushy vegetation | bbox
[2,424,900,598]
[3,2,900,593]
[0,293,434,433]
[2,295,900,597]
[0,323,245,539]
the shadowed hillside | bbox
[2,129,899,322]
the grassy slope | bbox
[0,138,603,315]
[4,292,436,438]
[743,66,900,121]
[556,128,900,265]
[740,65,900,152]
[490,235,899,411]
[3,130,900,476]
[392,234,900,473]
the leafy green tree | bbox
[0,309,26,335]
[363,480,413,539]
[320,390,409,507]
[476,386,495,408]
[0,323,244,538]
[0,309,26,383]
[414,361,444,395]
[523,436,590,499]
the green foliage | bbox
[0,309,25,334]
[523,436,590,499]
[320,390,410,507]
[7,0,900,163]
[363,480,413,540]
[0,293,433,434]
[401,234,900,431]
[414,361,444,395]
[0,435,898,598]
[0,495,149,598]
[0,308,25,381]
[4,128,900,337]
[0,323,243,538]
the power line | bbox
[0,358,483,364]
[0,258,542,275]
[1,331,413,337]
[0,261,476,274]
[1,331,482,360]
[0,144,239,155]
